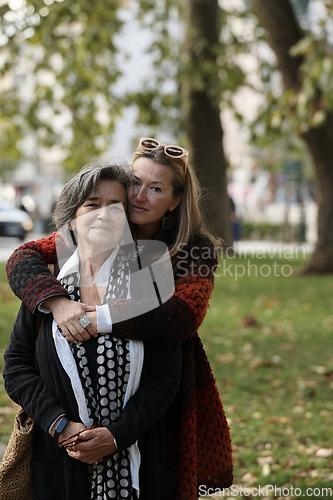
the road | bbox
[0,233,45,262]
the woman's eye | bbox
[133,180,140,187]
[151,186,161,193]
[110,205,123,212]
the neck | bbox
[78,255,107,307]
[134,222,162,241]
[78,246,115,279]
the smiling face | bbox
[72,179,127,256]
[128,157,182,240]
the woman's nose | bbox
[97,206,110,220]
[134,187,146,202]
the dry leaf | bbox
[241,472,257,484]
[215,352,235,363]
[257,456,274,466]
[241,314,259,327]
[315,448,333,458]
[266,415,292,424]
[262,463,271,476]
[310,365,326,374]
[298,444,320,455]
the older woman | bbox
[4,162,182,500]
[5,139,233,499]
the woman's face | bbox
[128,157,182,239]
[72,179,127,253]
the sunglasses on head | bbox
[139,137,189,170]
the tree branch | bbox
[251,0,304,89]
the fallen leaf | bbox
[320,410,333,417]
[241,314,259,327]
[257,456,274,466]
[226,405,239,414]
[266,416,292,424]
[298,444,320,455]
[0,407,16,415]
[310,365,326,374]
[315,448,333,458]
[262,463,271,476]
[241,472,257,484]
[297,380,316,389]
[215,352,235,363]
[292,405,305,414]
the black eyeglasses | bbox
[138,137,189,172]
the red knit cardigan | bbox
[6,233,233,498]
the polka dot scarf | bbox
[59,250,135,500]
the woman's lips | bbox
[131,205,148,212]
[90,225,112,231]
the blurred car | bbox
[0,201,33,240]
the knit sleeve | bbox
[5,232,70,314]
[5,233,217,343]
[109,273,214,342]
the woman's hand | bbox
[66,427,117,464]
[42,296,97,343]
[51,419,86,443]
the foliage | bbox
[0,0,250,172]
[1,0,332,187]
[120,0,183,137]
[0,0,124,171]
[120,0,250,145]
[289,34,333,132]
[249,2,333,161]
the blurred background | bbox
[1,1,333,494]
[1,0,332,274]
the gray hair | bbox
[53,159,131,236]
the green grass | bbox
[199,255,333,499]
[0,264,21,443]
[1,255,333,498]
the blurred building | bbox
[219,0,323,243]
[1,0,323,240]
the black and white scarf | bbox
[60,248,135,500]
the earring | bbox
[162,210,177,230]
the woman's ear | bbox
[169,193,182,212]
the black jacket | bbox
[3,304,182,500]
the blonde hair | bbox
[132,146,220,257]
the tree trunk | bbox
[251,0,333,273]
[301,119,333,273]
[183,0,233,246]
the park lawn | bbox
[0,264,21,441]
[0,254,332,498]
[199,255,333,499]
